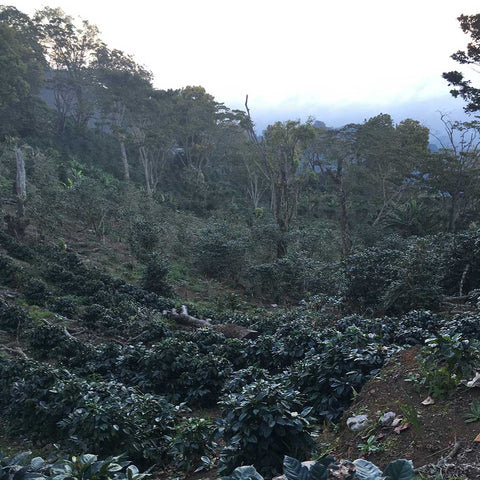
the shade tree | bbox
[34,7,104,134]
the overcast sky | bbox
[7,0,480,132]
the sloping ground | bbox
[325,346,480,479]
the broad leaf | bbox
[283,456,309,480]
[309,462,329,480]
[230,466,263,480]
[29,458,45,471]
[11,453,31,466]
[383,460,414,480]
[352,459,383,480]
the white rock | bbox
[380,411,396,426]
[347,414,369,431]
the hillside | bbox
[1,224,480,479]
[2,4,480,480]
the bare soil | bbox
[321,346,480,478]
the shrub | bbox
[0,358,175,462]
[417,333,480,398]
[0,301,31,333]
[129,219,160,261]
[287,329,389,420]
[50,297,78,317]
[27,323,88,360]
[80,304,116,330]
[141,253,174,297]
[170,417,217,471]
[218,379,314,476]
[0,255,23,287]
[195,222,248,281]
[344,246,400,312]
[221,456,414,480]
[0,231,34,261]
[23,278,51,306]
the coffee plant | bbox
[218,379,314,476]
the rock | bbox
[347,414,368,431]
[380,411,396,426]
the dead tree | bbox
[166,305,260,340]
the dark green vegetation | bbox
[2,5,480,480]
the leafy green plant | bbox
[0,301,31,333]
[283,456,330,480]
[129,219,160,262]
[218,379,314,476]
[400,401,421,435]
[0,451,148,480]
[49,454,148,480]
[0,255,24,287]
[23,278,51,306]
[169,417,216,471]
[0,451,47,480]
[464,399,480,423]
[417,333,480,397]
[357,435,385,455]
[141,253,174,297]
[195,222,248,282]
[354,458,414,480]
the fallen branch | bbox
[2,346,28,359]
[63,326,76,340]
[415,441,461,473]
[166,305,260,340]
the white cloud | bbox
[8,0,480,116]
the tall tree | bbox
[304,124,357,257]
[175,86,221,174]
[443,13,480,112]
[0,7,46,137]
[244,108,314,257]
[354,114,429,228]
[34,7,104,134]
[94,46,153,180]
[425,116,480,232]
[130,88,178,196]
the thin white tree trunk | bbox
[120,140,130,180]
[14,146,26,217]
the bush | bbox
[50,297,78,317]
[247,256,304,302]
[23,278,51,306]
[0,358,175,462]
[129,219,160,261]
[195,222,248,281]
[0,231,34,261]
[0,255,24,287]
[287,328,389,420]
[218,379,314,476]
[141,253,174,297]
[0,451,149,480]
[417,333,480,398]
[27,323,89,360]
[170,417,217,471]
[0,301,31,333]
[80,304,116,330]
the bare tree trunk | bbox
[167,305,259,339]
[139,146,152,196]
[14,146,26,218]
[120,140,130,180]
